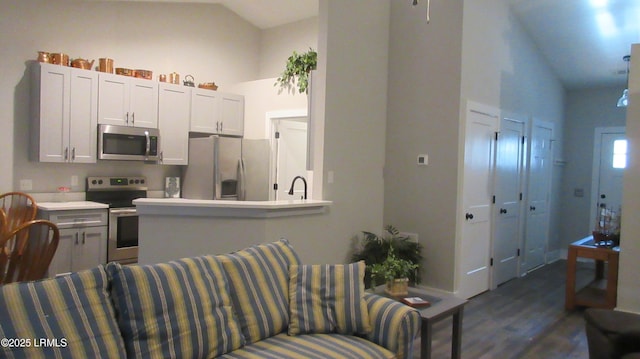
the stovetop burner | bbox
[86,176,148,208]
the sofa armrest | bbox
[364,292,421,359]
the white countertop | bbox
[37,201,109,211]
[133,198,332,218]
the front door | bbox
[591,129,626,230]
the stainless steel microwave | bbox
[98,124,160,161]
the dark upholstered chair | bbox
[585,308,640,359]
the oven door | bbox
[108,208,139,264]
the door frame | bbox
[265,109,308,200]
[590,126,626,232]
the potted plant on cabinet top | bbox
[369,248,419,296]
[351,225,423,289]
[274,48,317,94]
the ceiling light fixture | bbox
[617,55,631,108]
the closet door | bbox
[523,119,554,272]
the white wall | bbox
[461,0,566,255]
[259,17,319,79]
[1,0,260,194]
[308,0,389,263]
[385,0,464,291]
[619,43,640,314]
[561,86,627,245]
[385,0,565,291]
[230,79,308,140]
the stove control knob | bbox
[98,180,103,185]
[129,179,134,184]
[91,179,97,185]
[135,179,140,184]
[141,179,145,184]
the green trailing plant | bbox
[274,48,317,94]
[351,225,423,288]
[369,247,419,285]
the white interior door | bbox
[591,128,626,231]
[457,102,499,299]
[272,118,308,200]
[523,119,553,272]
[492,117,525,287]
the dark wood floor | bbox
[418,260,595,359]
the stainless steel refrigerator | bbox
[182,135,271,201]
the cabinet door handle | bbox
[132,112,135,125]
[126,112,129,125]
[82,232,86,244]
[71,147,76,161]
[220,122,223,132]
[500,208,507,214]
[74,232,79,245]
[216,121,219,132]
[465,213,474,220]
[64,147,69,161]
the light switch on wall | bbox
[417,154,428,166]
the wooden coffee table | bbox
[376,286,468,359]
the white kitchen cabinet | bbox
[158,83,190,165]
[190,87,220,134]
[98,73,158,128]
[219,93,244,136]
[30,62,98,163]
[190,89,244,136]
[38,207,108,277]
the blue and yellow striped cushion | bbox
[288,261,372,336]
[106,256,245,359]
[217,239,301,344]
[218,333,395,359]
[0,265,126,358]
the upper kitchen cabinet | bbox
[98,73,158,128]
[190,88,244,136]
[158,83,190,165]
[31,62,98,163]
[220,93,244,136]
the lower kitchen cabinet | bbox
[37,206,108,277]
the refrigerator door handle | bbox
[237,158,246,201]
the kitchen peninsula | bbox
[134,198,331,264]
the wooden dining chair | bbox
[0,220,60,285]
[0,192,37,237]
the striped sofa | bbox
[0,239,421,359]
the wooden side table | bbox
[565,236,620,310]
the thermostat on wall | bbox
[417,154,428,166]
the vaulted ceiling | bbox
[91,0,640,89]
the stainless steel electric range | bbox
[86,176,147,265]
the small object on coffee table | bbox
[401,296,431,308]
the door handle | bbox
[530,206,536,211]
[465,213,474,220]
[500,208,507,214]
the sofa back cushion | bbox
[217,239,301,343]
[106,255,245,359]
[0,265,126,358]
[288,261,372,336]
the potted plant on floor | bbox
[370,247,419,296]
[351,225,423,288]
